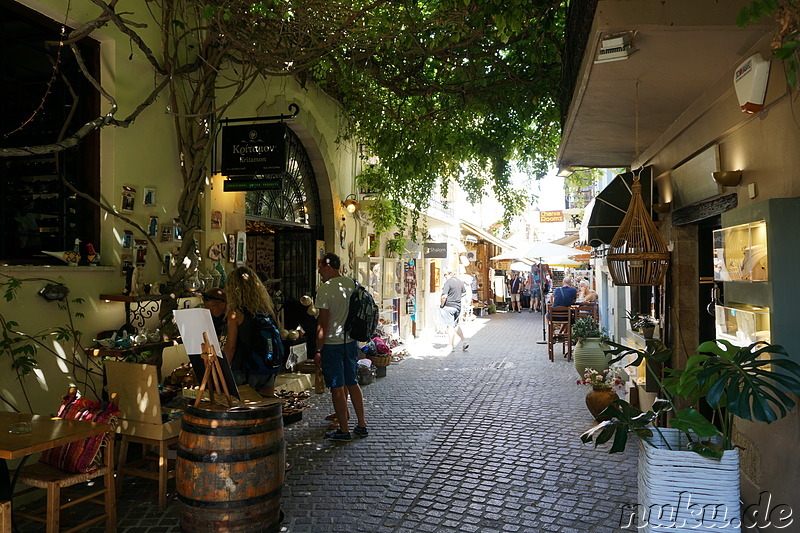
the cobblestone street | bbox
[19,310,638,532]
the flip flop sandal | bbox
[324,413,337,421]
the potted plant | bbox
[624,310,639,330]
[633,315,656,339]
[581,339,800,531]
[571,316,611,377]
[576,367,626,421]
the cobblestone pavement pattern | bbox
[16,310,638,532]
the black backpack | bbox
[344,279,379,342]
[245,312,285,374]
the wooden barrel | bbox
[177,400,284,533]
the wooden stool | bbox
[116,434,178,510]
[1,500,10,533]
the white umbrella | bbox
[519,241,580,344]
[548,257,582,268]
[510,261,533,272]
[490,250,525,261]
[518,241,578,259]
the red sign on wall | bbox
[540,210,565,223]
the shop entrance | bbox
[242,124,323,349]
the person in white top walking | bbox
[315,253,368,441]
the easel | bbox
[193,332,233,408]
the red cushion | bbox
[39,392,119,473]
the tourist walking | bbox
[440,267,468,351]
[315,252,368,441]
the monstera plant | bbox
[581,339,800,459]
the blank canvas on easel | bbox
[173,308,240,399]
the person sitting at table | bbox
[549,277,578,333]
[577,279,598,303]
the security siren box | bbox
[734,53,770,114]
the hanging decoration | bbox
[606,174,670,286]
[606,80,670,286]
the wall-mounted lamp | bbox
[712,170,742,187]
[557,166,574,178]
[342,194,361,214]
[652,202,672,214]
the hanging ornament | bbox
[607,172,670,286]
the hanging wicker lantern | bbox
[607,175,670,286]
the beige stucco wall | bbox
[635,40,800,523]
[1,0,362,417]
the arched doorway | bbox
[244,125,323,333]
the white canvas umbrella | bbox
[519,241,580,343]
[510,261,533,272]
[548,257,582,268]
[518,241,578,260]
[490,250,526,261]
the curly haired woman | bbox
[223,266,279,396]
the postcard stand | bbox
[193,332,233,408]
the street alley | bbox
[22,310,638,533]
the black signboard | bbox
[221,123,287,175]
[424,243,447,258]
[223,178,283,192]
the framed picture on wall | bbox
[236,231,246,266]
[148,216,159,237]
[161,224,173,242]
[143,188,156,206]
[210,210,222,229]
[121,186,136,213]
[227,234,236,263]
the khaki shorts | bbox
[510,293,521,302]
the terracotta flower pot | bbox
[585,387,619,421]
[573,338,609,377]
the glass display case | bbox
[714,304,771,346]
[713,220,768,282]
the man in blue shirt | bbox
[552,276,578,308]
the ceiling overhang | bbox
[558,0,774,170]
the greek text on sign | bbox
[540,210,564,223]
[221,123,287,176]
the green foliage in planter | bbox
[581,339,800,460]
[571,316,610,346]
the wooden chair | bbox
[547,306,573,362]
[116,434,178,510]
[573,303,599,322]
[13,388,117,533]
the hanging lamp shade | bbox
[607,176,670,286]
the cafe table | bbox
[0,412,111,503]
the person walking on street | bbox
[315,252,368,441]
[509,272,523,312]
[440,268,468,351]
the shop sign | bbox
[223,177,283,191]
[424,243,447,258]
[540,210,564,223]
[221,123,287,175]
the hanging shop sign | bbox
[223,177,283,192]
[424,243,448,258]
[540,210,565,223]
[221,123,287,176]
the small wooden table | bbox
[0,413,110,501]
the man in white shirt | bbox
[315,253,368,441]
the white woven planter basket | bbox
[636,428,740,532]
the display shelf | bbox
[713,220,768,282]
[714,304,770,346]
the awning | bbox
[586,166,653,247]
